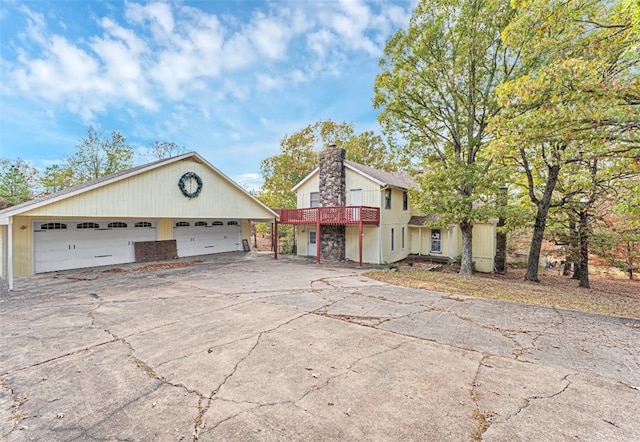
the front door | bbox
[308,229,317,257]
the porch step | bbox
[408,254,451,264]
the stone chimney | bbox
[318,144,346,261]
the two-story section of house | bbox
[276,145,497,272]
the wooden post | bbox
[316,216,321,264]
[274,220,278,260]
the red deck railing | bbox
[277,206,380,225]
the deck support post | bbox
[274,220,278,260]
[316,217,321,264]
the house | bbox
[276,145,497,272]
[0,152,278,290]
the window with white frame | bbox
[402,227,405,249]
[403,191,408,211]
[391,227,395,251]
[430,229,442,253]
[310,192,319,208]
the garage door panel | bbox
[34,220,157,273]
[174,220,241,257]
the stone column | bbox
[319,145,346,261]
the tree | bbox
[489,0,640,282]
[147,141,188,160]
[65,125,134,184]
[258,120,395,210]
[0,158,39,208]
[40,164,74,194]
[374,0,519,275]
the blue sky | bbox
[0,0,415,190]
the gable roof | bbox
[344,160,415,190]
[0,152,278,224]
[292,161,415,193]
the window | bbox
[350,189,362,206]
[195,221,208,226]
[384,189,392,209]
[77,222,99,229]
[430,229,442,253]
[227,220,239,226]
[108,222,128,228]
[41,222,67,230]
[212,221,224,226]
[310,192,320,208]
[175,221,190,227]
[403,191,408,211]
[402,227,405,249]
[135,222,152,228]
[391,227,395,251]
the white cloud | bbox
[3,1,413,125]
[255,73,281,90]
[125,1,174,38]
[232,173,263,192]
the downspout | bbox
[377,224,382,265]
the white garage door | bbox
[173,220,241,257]
[34,220,157,273]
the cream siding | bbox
[20,158,275,221]
[345,226,379,264]
[379,187,412,264]
[157,219,173,241]
[472,223,496,273]
[345,171,381,207]
[296,175,320,208]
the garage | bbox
[173,219,241,257]
[1,152,278,290]
[33,220,157,273]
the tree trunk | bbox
[562,256,572,276]
[494,187,507,274]
[578,211,590,288]
[525,166,560,282]
[460,220,474,275]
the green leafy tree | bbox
[258,120,395,209]
[489,0,640,282]
[374,0,519,275]
[148,141,188,160]
[40,164,74,194]
[0,158,39,208]
[65,125,134,184]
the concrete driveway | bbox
[1,252,639,441]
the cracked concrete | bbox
[1,252,639,441]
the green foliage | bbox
[374,0,518,274]
[0,158,38,208]
[65,125,134,184]
[257,119,395,209]
[488,0,640,283]
[40,164,74,194]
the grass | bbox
[365,265,640,320]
